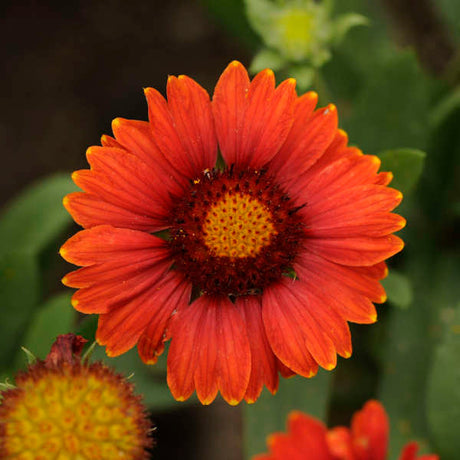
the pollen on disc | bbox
[202,192,277,258]
[0,363,149,459]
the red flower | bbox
[61,61,405,405]
[255,400,438,460]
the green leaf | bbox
[381,270,413,309]
[0,174,77,256]
[13,292,76,368]
[426,302,460,459]
[343,52,432,154]
[244,371,332,457]
[378,149,426,195]
[0,252,40,371]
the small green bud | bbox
[246,0,367,90]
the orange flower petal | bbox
[263,280,326,375]
[276,358,296,378]
[266,433,306,460]
[110,117,188,191]
[144,87,191,176]
[271,101,337,186]
[399,443,420,460]
[167,296,251,405]
[137,276,191,365]
[62,253,165,289]
[60,225,168,266]
[295,155,381,203]
[288,411,333,459]
[301,287,352,358]
[72,147,174,227]
[301,128,352,174]
[268,91,318,177]
[308,213,406,239]
[212,60,250,166]
[296,252,387,303]
[398,442,439,460]
[166,75,217,174]
[374,171,393,186]
[145,77,216,179]
[305,185,403,219]
[327,427,355,460]
[213,61,297,168]
[307,234,404,267]
[351,400,389,460]
[64,191,161,231]
[96,272,190,358]
[100,133,121,148]
[70,263,168,315]
[244,76,297,167]
[236,296,279,403]
[264,279,339,370]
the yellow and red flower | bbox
[255,400,438,460]
[60,61,405,405]
[0,334,152,459]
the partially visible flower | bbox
[254,400,438,460]
[246,0,367,88]
[0,334,152,459]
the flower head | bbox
[254,400,438,460]
[0,334,152,459]
[61,61,405,405]
[245,0,368,88]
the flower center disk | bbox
[169,168,305,297]
[0,363,149,458]
[202,191,277,258]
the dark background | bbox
[0,0,251,206]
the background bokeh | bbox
[1,1,459,459]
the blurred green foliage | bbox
[0,252,40,368]
[427,302,460,459]
[378,149,426,196]
[0,175,76,371]
[380,270,412,310]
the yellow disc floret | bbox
[202,192,277,258]
[0,339,152,459]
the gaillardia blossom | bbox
[0,334,152,459]
[254,400,438,460]
[61,61,405,405]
